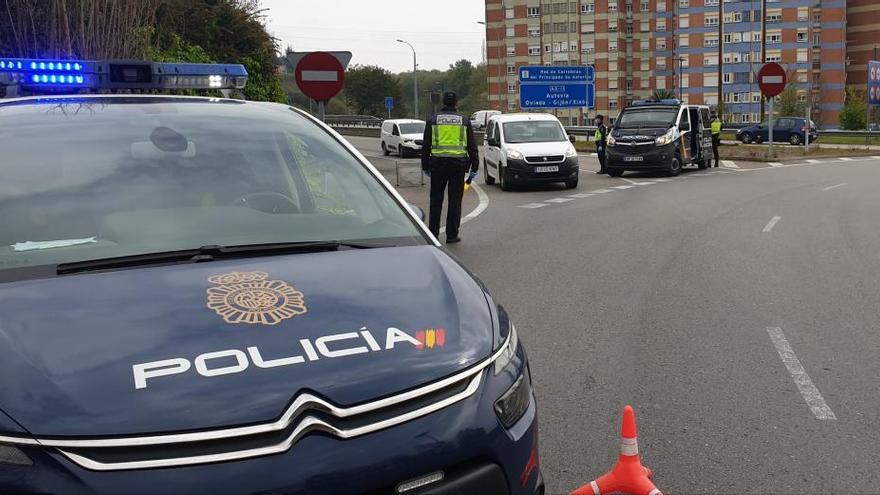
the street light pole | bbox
[397,39,418,119]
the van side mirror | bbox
[569,135,577,144]
[680,121,690,132]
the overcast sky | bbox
[261,0,486,73]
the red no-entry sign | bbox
[294,51,345,102]
[758,63,787,98]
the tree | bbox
[651,89,677,100]
[344,65,401,116]
[839,87,868,130]
[458,64,488,116]
[775,86,805,118]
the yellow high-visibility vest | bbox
[711,120,722,135]
[431,114,468,158]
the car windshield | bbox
[616,108,679,128]
[502,120,567,143]
[0,97,425,276]
[399,123,425,134]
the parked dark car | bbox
[736,118,818,145]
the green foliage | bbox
[241,53,285,103]
[145,33,215,63]
[840,87,868,130]
[458,64,488,116]
[343,65,402,116]
[775,86,805,118]
[651,89,677,100]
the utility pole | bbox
[718,0,724,118]
[760,0,767,121]
[397,39,418,119]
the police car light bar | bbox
[632,99,682,106]
[0,58,247,91]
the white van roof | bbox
[488,113,561,124]
[383,119,426,125]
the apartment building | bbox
[485,0,867,127]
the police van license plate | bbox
[624,156,644,162]
[535,166,559,172]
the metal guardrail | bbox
[324,115,384,128]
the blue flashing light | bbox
[29,62,36,70]
[48,62,55,70]
[74,63,81,71]
[16,61,21,69]
[49,75,56,83]
[39,62,45,70]
[40,75,47,83]
[65,63,71,70]
[75,75,84,84]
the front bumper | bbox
[505,156,579,183]
[0,361,542,495]
[606,143,674,170]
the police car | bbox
[605,99,714,177]
[0,58,542,495]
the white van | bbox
[470,110,501,131]
[482,113,579,191]
[380,119,426,158]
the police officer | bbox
[710,111,722,167]
[594,114,608,174]
[421,91,479,244]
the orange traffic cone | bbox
[570,405,662,495]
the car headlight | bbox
[565,144,578,158]
[494,323,519,375]
[506,149,524,160]
[606,134,616,147]
[655,129,675,146]
[494,372,532,429]
[0,445,33,466]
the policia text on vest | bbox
[421,98,479,243]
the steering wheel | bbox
[232,191,300,214]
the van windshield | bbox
[617,108,679,129]
[502,121,567,144]
[399,123,425,134]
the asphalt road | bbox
[346,135,880,494]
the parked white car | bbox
[470,110,501,131]
[380,119,426,158]
[482,113,579,191]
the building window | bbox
[570,42,578,52]
[506,27,514,38]
[657,38,667,50]
[553,22,567,33]
[640,20,650,32]
[571,21,577,33]
[609,21,618,33]
[609,99,619,109]
[723,73,732,84]
[640,1,649,11]
[797,7,808,22]
[609,40,619,52]
[641,59,650,70]
[767,14,781,23]
[544,44,551,53]
[724,11,742,23]
[609,78,618,89]
[705,15,719,27]
[657,1,666,12]
[528,27,541,37]
[657,58,666,69]
[640,39,649,50]
[797,31,807,43]
[527,6,540,17]
[528,45,541,56]
[680,34,690,48]
[505,8,514,19]
[581,3,594,14]
[507,64,516,75]
[625,24,633,34]
[704,36,718,47]
[705,0,718,5]
[704,54,718,66]
[609,59,619,71]
[656,19,666,32]
[679,16,689,29]
[507,46,516,56]
[608,1,618,13]
[508,101,517,111]
[768,33,781,44]
[582,22,595,33]
[508,83,516,93]
[679,0,689,7]
[582,43,595,53]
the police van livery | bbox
[605,99,714,177]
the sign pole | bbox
[768,96,774,160]
[318,100,325,123]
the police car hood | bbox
[612,126,671,140]
[0,246,496,437]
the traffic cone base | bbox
[570,405,662,495]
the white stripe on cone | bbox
[620,437,639,456]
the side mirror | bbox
[408,203,425,222]
[569,135,577,144]
[680,122,690,132]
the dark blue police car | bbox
[0,58,543,494]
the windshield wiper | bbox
[56,241,390,275]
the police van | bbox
[605,99,714,177]
[0,58,542,495]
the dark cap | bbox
[595,114,604,121]
[443,91,458,108]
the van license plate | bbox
[535,166,559,172]
[624,156,644,162]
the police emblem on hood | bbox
[206,271,307,325]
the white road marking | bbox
[621,178,640,185]
[545,197,575,204]
[769,162,785,167]
[806,159,821,164]
[441,183,489,233]
[632,181,657,185]
[766,327,837,420]
[722,160,740,168]
[762,216,782,233]
[592,188,614,193]
[716,170,734,174]
[569,193,595,198]
[612,185,634,190]
[872,156,880,160]
[839,157,854,161]
[519,203,549,209]
[823,183,846,191]
[653,178,672,182]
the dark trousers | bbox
[597,144,606,171]
[712,134,720,165]
[428,165,466,239]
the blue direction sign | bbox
[520,83,594,109]
[869,61,880,106]
[384,96,395,110]
[519,65,594,84]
